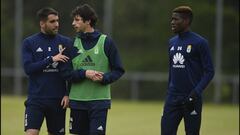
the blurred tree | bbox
[1,0,239,101]
[1,0,15,67]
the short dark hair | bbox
[71,4,98,27]
[37,7,58,21]
[173,6,193,25]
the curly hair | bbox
[71,4,98,27]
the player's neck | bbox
[178,27,190,35]
[84,27,94,33]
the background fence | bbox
[1,68,239,104]
[1,0,239,104]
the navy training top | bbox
[168,31,214,97]
[22,32,73,99]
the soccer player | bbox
[64,4,125,135]
[161,6,214,135]
[22,7,72,135]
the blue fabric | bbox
[161,95,202,135]
[24,99,66,134]
[69,100,111,110]
[22,32,73,99]
[70,108,108,135]
[167,31,214,97]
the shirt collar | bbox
[77,30,101,40]
[39,32,57,39]
[178,31,191,38]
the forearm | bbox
[23,57,53,75]
[193,70,214,95]
[101,68,125,85]
[194,40,215,95]
[59,61,86,82]
[71,69,86,82]
[64,81,71,96]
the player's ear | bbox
[85,20,91,25]
[40,20,45,28]
[184,18,190,26]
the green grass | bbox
[1,96,239,135]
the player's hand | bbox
[184,90,198,111]
[85,70,104,82]
[52,47,69,62]
[85,70,95,79]
[61,96,69,109]
[91,71,104,82]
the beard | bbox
[46,29,58,35]
[44,26,58,35]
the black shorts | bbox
[24,98,66,135]
[69,108,108,135]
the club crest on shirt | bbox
[94,48,99,54]
[187,45,192,53]
[77,49,83,54]
[58,44,63,52]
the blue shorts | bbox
[69,108,108,135]
[24,98,66,135]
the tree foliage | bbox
[1,0,239,100]
[1,0,238,74]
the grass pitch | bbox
[1,96,239,135]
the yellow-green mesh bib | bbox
[70,34,110,101]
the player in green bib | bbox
[70,34,110,101]
[68,4,125,135]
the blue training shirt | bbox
[22,32,73,99]
[168,31,214,97]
